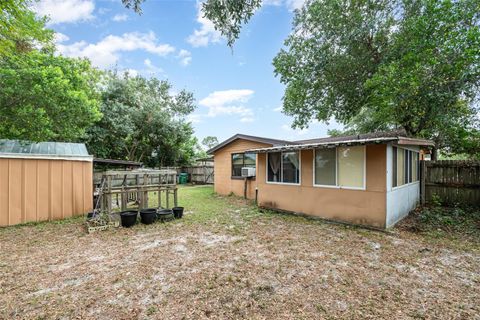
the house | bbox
[207,131,434,229]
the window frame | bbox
[392,146,420,190]
[313,145,366,190]
[231,152,256,178]
[266,151,301,186]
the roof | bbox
[94,158,143,167]
[0,139,92,161]
[246,131,434,153]
[207,134,293,154]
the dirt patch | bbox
[0,186,478,319]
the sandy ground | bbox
[0,187,479,319]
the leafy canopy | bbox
[85,72,200,167]
[0,51,102,141]
[0,0,53,57]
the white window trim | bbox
[392,146,420,190]
[313,145,366,191]
[266,150,301,186]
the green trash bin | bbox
[179,172,188,184]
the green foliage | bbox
[417,205,480,239]
[0,0,53,57]
[0,51,101,141]
[273,0,480,156]
[202,0,262,47]
[85,72,200,166]
[202,136,219,149]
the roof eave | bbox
[246,136,434,153]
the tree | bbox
[123,0,480,156]
[0,0,53,57]
[85,72,200,167]
[0,51,101,141]
[202,136,219,150]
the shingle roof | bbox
[207,134,293,154]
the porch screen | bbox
[393,147,419,187]
[337,146,365,188]
[314,148,336,186]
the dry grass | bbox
[0,186,479,319]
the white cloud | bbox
[177,49,192,66]
[112,13,129,22]
[240,117,255,123]
[187,3,222,47]
[124,68,139,77]
[273,106,283,112]
[199,89,255,120]
[186,114,203,124]
[33,0,95,25]
[54,32,70,43]
[144,58,164,74]
[286,0,306,10]
[264,0,306,11]
[57,31,176,68]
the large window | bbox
[267,151,300,184]
[392,147,419,187]
[314,148,336,186]
[231,153,256,177]
[314,146,365,189]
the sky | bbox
[33,0,342,144]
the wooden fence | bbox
[421,160,480,206]
[177,165,214,184]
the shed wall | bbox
[256,145,388,228]
[0,158,92,226]
[213,139,272,199]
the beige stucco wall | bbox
[256,144,388,228]
[0,158,93,226]
[213,139,272,199]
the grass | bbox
[0,186,479,319]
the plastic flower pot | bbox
[156,209,173,222]
[120,210,138,228]
[172,207,184,219]
[140,208,157,225]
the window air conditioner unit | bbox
[241,167,256,177]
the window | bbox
[267,151,300,184]
[314,146,365,189]
[392,147,419,187]
[314,148,336,186]
[231,153,256,177]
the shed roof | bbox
[207,134,292,154]
[0,140,92,161]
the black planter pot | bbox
[157,209,174,222]
[140,208,157,225]
[172,207,184,219]
[120,210,138,228]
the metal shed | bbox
[0,140,93,226]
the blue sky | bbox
[33,0,342,144]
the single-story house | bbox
[207,131,434,229]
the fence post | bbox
[421,160,426,205]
